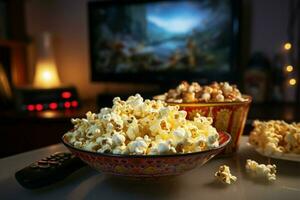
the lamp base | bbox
[14,86,80,112]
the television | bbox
[88,0,241,84]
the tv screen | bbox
[88,0,239,83]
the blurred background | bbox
[0,0,300,158]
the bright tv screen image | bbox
[89,0,237,82]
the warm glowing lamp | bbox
[285,65,293,72]
[284,42,292,50]
[33,58,61,88]
[288,78,297,86]
[15,32,79,112]
[33,33,61,88]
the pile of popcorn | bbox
[64,94,219,155]
[214,160,277,184]
[214,165,237,184]
[245,159,277,181]
[249,120,300,155]
[156,81,247,103]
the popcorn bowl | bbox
[157,95,252,155]
[62,131,230,179]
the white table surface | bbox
[0,136,299,200]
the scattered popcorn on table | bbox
[249,120,300,155]
[64,94,220,155]
[214,165,237,184]
[155,81,247,103]
[245,159,277,181]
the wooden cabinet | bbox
[0,0,28,90]
[0,40,28,86]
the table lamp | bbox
[15,32,80,112]
[33,32,61,88]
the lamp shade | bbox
[33,32,61,88]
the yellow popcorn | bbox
[157,81,247,103]
[112,132,126,146]
[65,94,219,155]
[249,120,300,155]
[245,159,276,181]
[148,138,173,154]
[214,165,237,184]
[127,137,149,155]
[112,145,127,154]
[126,118,140,140]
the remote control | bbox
[15,152,86,189]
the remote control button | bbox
[38,160,48,165]
[53,152,64,157]
[48,161,59,166]
[38,164,50,169]
[49,158,58,161]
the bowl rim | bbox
[61,131,231,158]
[153,95,252,106]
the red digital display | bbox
[49,102,58,110]
[64,101,71,108]
[27,104,35,111]
[25,101,79,112]
[61,91,72,99]
[35,104,44,111]
[17,87,79,112]
[71,100,78,108]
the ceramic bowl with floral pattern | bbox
[62,131,230,179]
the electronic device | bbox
[88,0,241,84]
[14,86,80,112]
[15,152,86,189]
